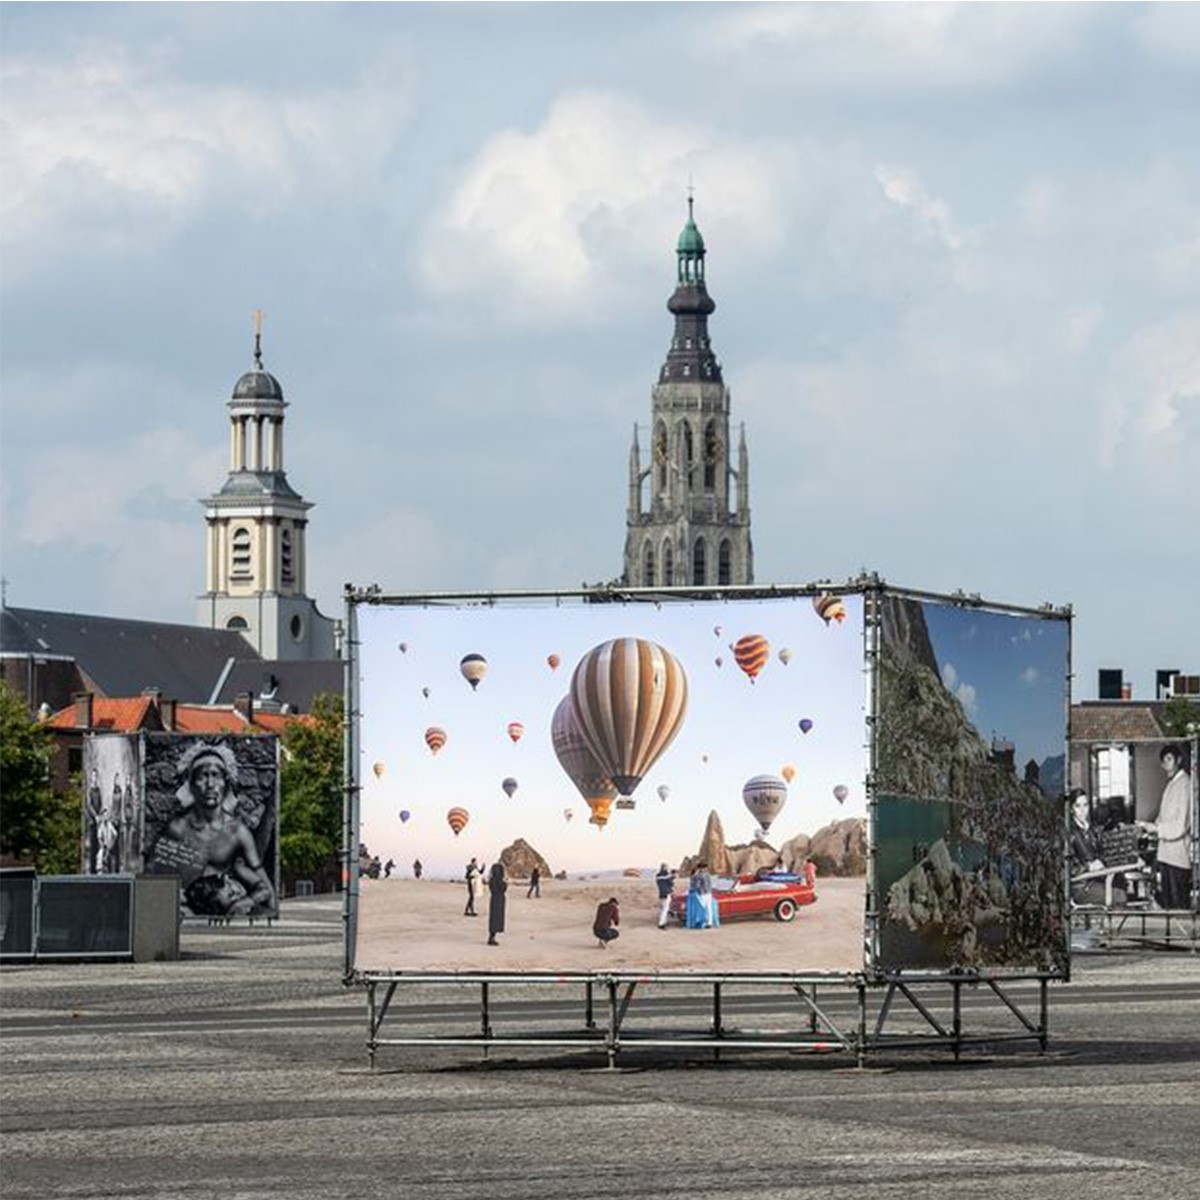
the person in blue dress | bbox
[685,862,720,929]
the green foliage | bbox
[1160,696,1199,740]
[279,692,345,880]
[0,679,79,870]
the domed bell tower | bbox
[623,199,753,588]
[197,314,335,659]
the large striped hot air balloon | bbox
[733,634,770,683]
[569,638,688,796]
[813,593,847,625]
[506,721,524,744]
[551,696,618,830]
[459,653,488,690]
[743,774,788,836]
[446,806,469,836]
[425,726,447,755]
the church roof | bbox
[211,659,343,714]
[1,606,259,703]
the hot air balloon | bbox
[714,656,723,669]
[551,696,619,830]
[701,754,710,765]
[399,642,408,654]
[781,764,796,784]
[814,592,847,625]
[713,625,723,637]
[459,653,488,690]
[501,776,518,799]
[799,718,814,735]
[425,726,447,755]
[372,761,385,779]
[656,783,671,803]
[778,648,793,666]
[547,653,561,672]
[733,634,770,683]
[743,774,789,836]
[422,687,431,699]
[446,806,469,836]
[569,638,689,796]
[564,807,574,822]
[399,809,410,824]
[833,784,849,805]
[506,721,524,744]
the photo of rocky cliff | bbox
[873,595,1068,973]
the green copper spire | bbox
[676,194,706,283]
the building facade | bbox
[623,201,753,587]
[196,329,335,659]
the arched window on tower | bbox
[231,527,251,579]
[682,424,694,488]
[693,538,706,586]
[642,542,655,587]
[663,541,674,587]
[718,540,732,586]
[704,420,718,490]
[225,615,249,632]
[280,526,294,587]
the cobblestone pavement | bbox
[2,898,1198,1199]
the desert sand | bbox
[355,874,866,974]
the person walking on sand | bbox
[655,862,675,928]
[412,859,423,880]
[486,862,507,946]
[593,897,620,948]
[526,866,541,898]
[464,856,481,916]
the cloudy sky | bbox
[1,2,1196,701]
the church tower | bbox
[623,200,753,587]
[197,318,336,659]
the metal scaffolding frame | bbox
[358,969,1055,1069]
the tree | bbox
[0,679,79,870]
[279,692,345,885]
[1160,696,1200,740]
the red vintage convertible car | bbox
[668,871,817,924]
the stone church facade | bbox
[622,201,753,587]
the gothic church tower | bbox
[197,322,335,659]
[623,201,753,587]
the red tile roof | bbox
[46,698,309,736]
[45,698,155,731]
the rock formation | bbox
[499,838,550,881]
[692,809,731,875]
[806,818,867,877]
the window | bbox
[226,616,249,631]
[693,539,706,586]
[642,542,655,587]
[663,542,674,587]
[230,527,251,578]
[654,423,668,492]
[704,421,718,489]
[281,527,294,586]
[718,540,732,586]
[290,614,304,640]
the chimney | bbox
[73,691,93,729]
[234,692,254,723]
[1120,682,1132,701]
[159,697,177,731]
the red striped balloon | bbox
[446,806,469,836]
[733,634,770,682]
[425,726,447,755]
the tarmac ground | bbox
[2,896,1198,1199]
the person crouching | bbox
[593,897,620,948]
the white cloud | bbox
[874,164,968,252]
[417,91,793,321]
[1020,666,1040,685]
[702,2,1093,90]
[0,42,409,272]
